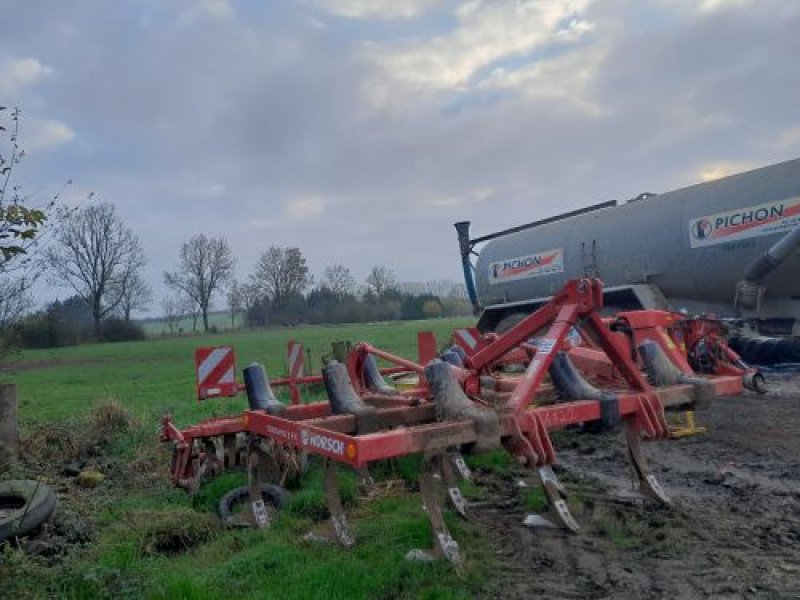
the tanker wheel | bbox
[0,480,57,542]
[493,312,529,335]
[218,483,289,528]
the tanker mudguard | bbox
[477,284,670,332]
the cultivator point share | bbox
[161,278,765,565]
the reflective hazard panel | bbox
[195,346,237,400]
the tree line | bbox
[160,241,471,334]
[0,108,470,348]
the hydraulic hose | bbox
[737,223,800,310]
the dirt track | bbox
[473,376,800,599]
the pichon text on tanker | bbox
[489,248,564,284]
[689,197,800,248]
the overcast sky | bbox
[2,0,800,312]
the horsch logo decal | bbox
[301,428,345,456]
[689,197,800,248]
[489,248,564,284]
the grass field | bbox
[2,316,514,600]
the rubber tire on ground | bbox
[0,480,57,542]
[218,484,289,527]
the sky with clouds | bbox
[2,0,800,312]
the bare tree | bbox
[161,296,182,334]
[45,203,146,331]
[323,264,356,298]
[226,280,243,330]
[365,265,397,296]
[119,271,152,321]
[164,234,234,332]
[250,246,310,308]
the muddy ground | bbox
[474,375,800,599]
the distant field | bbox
[140,310,240,336]
[7,317,475,427]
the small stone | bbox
[406,548,437,562]
[76,468,104,488]
[300,531,331,544]
[523,514,557,528]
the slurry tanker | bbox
[455,158,800,363]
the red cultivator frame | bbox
[161,278,761,565]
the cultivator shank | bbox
[161,278,762,565]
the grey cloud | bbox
[2,0,799,309]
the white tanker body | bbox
[456,158,800,342]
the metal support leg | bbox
[324,459,355,547]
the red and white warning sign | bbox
[195,346,237,400]
[287,340,304,380]
[453,327,483,356]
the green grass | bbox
[3,316,496,599]
[8,317,473,426]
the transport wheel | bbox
[218,484,289,528]
[0,480,57,542]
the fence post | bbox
[0,383,18,465]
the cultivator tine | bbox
[449,452,472,482]
[324,459,355,547]
[223,434,237,469]
[356,466,375,495]
[537,465,580,532]
[418,456,463,566]
[625,423,671,506]
[246,447,271,529]
[439,455,469,519]
[188,455,206,496]
[204,438,224,476]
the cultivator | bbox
[161,278,763,564]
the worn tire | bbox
[218,484,289,527]
[0,480,57,542]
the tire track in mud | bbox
[468,385,800,599]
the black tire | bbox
[0,480,57,542]
[774,338,800,364]
[739,338,760,364]
[218,484,289,527]
[493,312,528,334]
[757,339,781,366]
